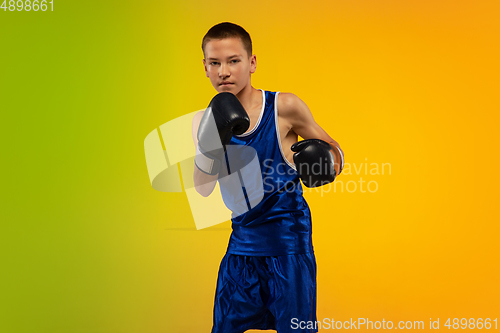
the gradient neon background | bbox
[1,1,499,332]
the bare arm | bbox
[278,93,344,175]
[192,111,218,197]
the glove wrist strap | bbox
[195,145,222,175]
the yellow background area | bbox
[1,1,499,332]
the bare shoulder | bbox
[277,92,304,115]
[277,92,314,126]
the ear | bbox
[203,59,209,77]
[250,54,257,74]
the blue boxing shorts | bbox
[211,252,317,333]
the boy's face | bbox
[203,37,256,95]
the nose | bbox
[219,63,230,79]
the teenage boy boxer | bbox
[192,22,344,333]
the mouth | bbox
[220,82,233,86]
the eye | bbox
[230,59,240,64]
[210,61,220,66]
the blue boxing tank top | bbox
[218,89,313,256]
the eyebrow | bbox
[207,55,242,61]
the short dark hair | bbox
[202,22,252,58]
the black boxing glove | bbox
[291,139,343,188]
[195,92,250,175]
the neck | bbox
[235,85,261,112]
